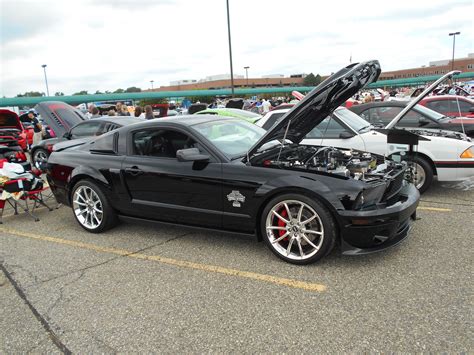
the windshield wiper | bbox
[358,125,371,132]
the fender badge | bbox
[227,190,245,208]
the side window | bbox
[132,129,198,158]
[70,121,102,138]
[307,116,351,139]
[426,100,449,114]
[399,110,425,127]
[450,100,471,113]
[262,112,285,130]
[363,107,401,126]
[104,123,119,133]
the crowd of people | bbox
[86,102,155,119]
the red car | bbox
[0,109,30,150]
[419,95,474,118]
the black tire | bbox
[71,179,118,233]
[411,156,433,194]
[260,193,336,265]
[32,148,49,166]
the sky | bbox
[0,0,473,97]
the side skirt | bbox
[118,215,257,240]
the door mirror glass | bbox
[176,148,209,162]
[469,106,474,113]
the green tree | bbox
[16,91,44,97]
[54,92,65,96]
[73,90,88,95]
[94,90,103,95]
[303,73,322,86]
[125,86,141,93]
[113,88,125,93]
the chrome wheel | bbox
[73,186,103,229]
[33,149,48,164]
[265,200,324,261]
[413,163,426,190]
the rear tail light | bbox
[15,151,27,161]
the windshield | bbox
[334,107,371,131]
[414,104,446,120]
[192,119,265,158]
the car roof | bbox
[86,116,143,126]
[421,95,472,102]
[352,101,408,110]
[127,114,236,128]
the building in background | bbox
[147,54,473,93]
[379,53,474,80]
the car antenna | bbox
[276,119,291,162]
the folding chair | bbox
[0,177,54,223]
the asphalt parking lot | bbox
[1,180,472,353]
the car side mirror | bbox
[469,107,474,113]
[418,117,429,126]
[63,131,72,139]
[176,148,209,162]
[339,131,355,139]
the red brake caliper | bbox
[277,208,289,240]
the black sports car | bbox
[350,101,474,138]
[32,101,142,164]
[46,61,420,264]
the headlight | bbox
[460,146,474,159]
[353,183,387,210]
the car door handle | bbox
[125,166,144,176]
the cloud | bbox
[0,0,473,97]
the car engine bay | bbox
[256,145,405,182]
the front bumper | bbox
[337,183,420,255]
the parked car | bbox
[0,142,29,170]
[194,108,262,123]
[32,101,142,164]
[418,95,474,117]
[18,112,36,146]
[350,101,474,138]
[46,61,420,265]
[300,106,474,193]
[0,109,31,150]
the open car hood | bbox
[0,109,23,130]
[35,101,86,137]
[385,70,461,129]
[246,61,381,159]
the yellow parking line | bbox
[0,227,326,293]
[418,206,452,212]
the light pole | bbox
[226,0,234,96]
[244,66,250,87]
[448,32,461,71]
[41,64,50,96]
[150,80,154,90]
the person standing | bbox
[90,106,101,118]
[28,111,42,147]
[115,102,123,115]
[134,106,145,118]
[144,105,154,120]
[120,105,131,116]
[262,98,271,113]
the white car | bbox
[257,75,474,193]
[301,107,474,192]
